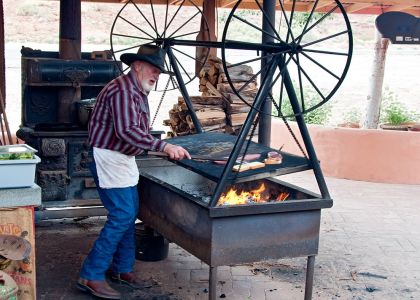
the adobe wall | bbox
[271,119,420,185]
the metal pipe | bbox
[278,60,331,198]
[209,266,217,300]
[167,39,291,53]
[259,0,276,146]
[166,46,203,133]
[304,255,315,300]
[209,57,280,207]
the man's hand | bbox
[163,144,191,160]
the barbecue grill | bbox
[109,0,353,299]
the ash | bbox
[179,183,213,204]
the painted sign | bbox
[376,12,420,44]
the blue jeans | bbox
[80,159,139,280]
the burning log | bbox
[217,182,290,206]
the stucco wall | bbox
[271,119,420,185]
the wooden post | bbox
[196,0,217,76]
[363,31,390,129]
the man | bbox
[77,45,190,299]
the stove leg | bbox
[209,266,217,300]
[304,255,315,300]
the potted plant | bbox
[337,108,361,128]
[379,99,419,131]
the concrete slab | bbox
[35,172,420,299]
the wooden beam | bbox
[344,0,419,5]
[219,0,238,8]
[169,0,183,5]
[345,3,373,13]
[315,1,335,11]
[384,4,417,13]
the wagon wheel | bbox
[221,0,353,117]
[110,0,210,91]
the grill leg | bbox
[304,255,315,300]
[209,266,217,300]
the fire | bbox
[217,183,289,206]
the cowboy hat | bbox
[120,45,174,75]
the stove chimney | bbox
[57,0,81,123]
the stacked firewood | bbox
[165,56,258,136]
[164,96,226,136]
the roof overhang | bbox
[62,0,420,17]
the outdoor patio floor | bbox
[36,171,420,300]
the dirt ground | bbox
[3,0,420,134]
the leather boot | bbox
[109,271,154,289]
[77,278,121,299]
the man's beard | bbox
[140,79,154,93]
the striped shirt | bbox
[88,70,167,156]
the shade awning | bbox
[69,0,420,16]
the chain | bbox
[268,93,308,159]
[150,77,171,128]
[233,112,260,175]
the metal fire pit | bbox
[137,159,332,300]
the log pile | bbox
[164,96,226,136]
[164,56,259,136]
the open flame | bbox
[217,183,289,206]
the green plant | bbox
[380,89,419,125]
[273,87,332,125]
[292,12,333,28]
[342,108,361,124]
[16,2,42,17]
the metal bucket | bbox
[76,98,96,128]
[135,223,169,262]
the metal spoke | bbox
[290,55,326,101]
[164,60,177,89]
[254,0,283,42]
[168,11,201,39]
[112,32,154,41]
[295,4,339,42]
[163,0,169,38]
[303,48,349,56]
[170,30,201,40]
[122,65,130,73]
[296,0,319,44]
[130,0,160,38]
[301,30,349,48]
[296,53,305,110]
[232,15,282,43]
[173,52,192,81]
[268,54,293,91]
[270,90,281,115]
[270,54,293,116]
[112,42,152,54]
[162,0,186,37]
[172,46,205,63]
[300,51,340,80]
[117,15,155,40]
[149,0,159,39]
[286,0,297,43]
[227,50,290,70]
[237,62,270,94]
[278,0,296,42]
[278,75,285,117]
